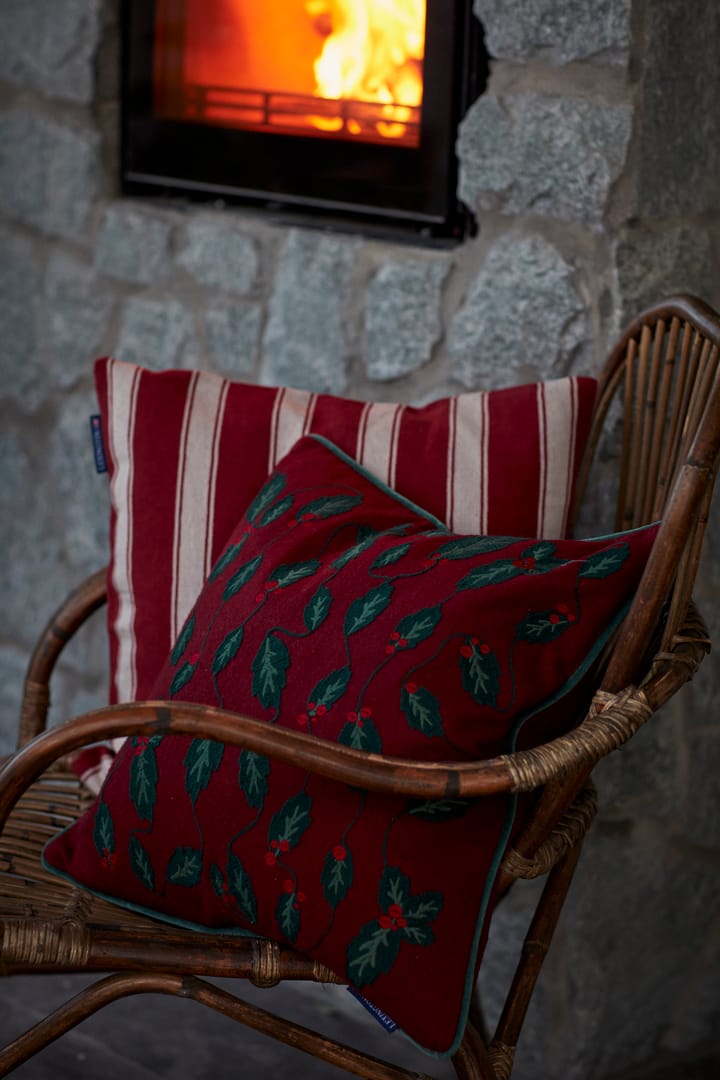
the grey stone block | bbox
[205,303,262,377]
[49,392,110,578]
[593,703,682,824]
[0,228,42,408]
[177,217,260,294]
[0,0,103,104]
[46,253,114,389]
[115,297,197,369]
[613,225,715,330]
[685,728,720,850]
[0,109,100,240]
[262,230,357,394]
[0,646,28,756]
[474,0,631,65]
[94,204,173,286]
[635,0,720,218]
[457,93,633,225]
[561,830,720,1078]
[364,259,450,381]
[0,430,71,645]
[447,232,589,388]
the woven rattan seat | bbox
[2,295,720,1079]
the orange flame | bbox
[305,0,425,141]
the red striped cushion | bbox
[95,357,597,706]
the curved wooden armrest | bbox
[1,604,708,843]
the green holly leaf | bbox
[408,799,471,822]
[379,866,411,911]
[344,582,394,636]
[260,494,294,527]
[129,835,155,891]
[170,613,195,666]
[212,625,244,677]
[400,685,443,737]
[169,660,197,697]
[338,716,382,753]
[275,890,300,943]
[184,739,224,802]
[394,606,442,648]
[433,536,516,560]
[310,666,351,709]
[208,536,248,583]
[210,863,224,898]
[333,532,378,571]
[371,542,411,569]
[246,472,287,524]
[129,740,158,822]
[401,923,435,946]
[166,846,203,887]
[268,792,312,850]
[322,847,354,907]
[93,801,114,857]
[456,560,522,591]
[223,554,264,602]
[578,543,630,579]
[459,644,501,706]
[521,541,558,563]
[403,890,444,923]
[272,560,321,588]
[238,750,270,810]
[303,585,333,631]
[346,921,401,986]
[516,611,572,644]
[297,495,362,521]
[251,632,290,710]
[227,854,257,924]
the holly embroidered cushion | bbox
[94,357,597,704]
[45,435,656,1056]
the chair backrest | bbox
[574,295,720,691]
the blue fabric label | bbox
[90,415,108,474]
[346,987,398,1032]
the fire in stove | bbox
[156,1,427,147]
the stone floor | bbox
[1,973,717,1079]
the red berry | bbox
[264,852,276,866]
[297,891,305,903]
[360,706,372,718]
[390,631,400,641]
[480,643,491,654]
[279,839,290,852]
[549,614,561,625]
[388,903,403,918]
[385,645,394,655]
[379,915,393,930]
[396,917,407,929]
[316,704,327,716]
[333,845,347,861]
[460,645,473,658]
[405,682,417,695]
[347,710,358,722]
[270,839,279,849]
[399,638,408,648]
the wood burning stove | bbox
[122,1,486,240]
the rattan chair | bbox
[1,295,719,1079]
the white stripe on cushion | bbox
[270,387,315,469]
[171,370,227,640]
[357,402,403,486]
[540,377,578,538]
[450,392,485,534]
[108,359,141,703]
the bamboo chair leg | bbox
[0,971,436,1080]
[451,1019,497,1080]
[488,842,584,1079]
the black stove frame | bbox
[121,1,486,241]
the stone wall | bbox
[1,1,719,1076]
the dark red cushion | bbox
[46,435,656,1056]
